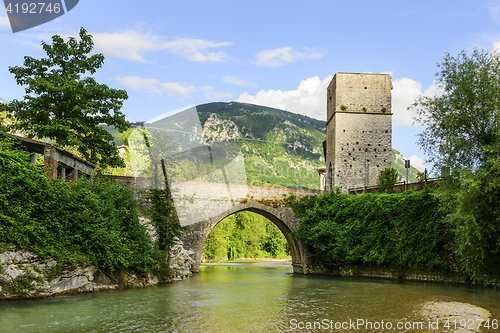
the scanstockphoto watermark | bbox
[289,318,499,331]
[4,0,79,33]
[290,319,427,331]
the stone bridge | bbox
[178,184,323,274]
[110,176,322,274]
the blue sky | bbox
[1,1,500,172]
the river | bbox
[1,261,499,332]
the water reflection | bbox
[0,264,499,332]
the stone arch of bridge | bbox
[182,201,307,274]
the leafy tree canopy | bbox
[379,167,399,186]
[411,49,500,174]
[1,27,129,168]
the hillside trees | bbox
[202,211,289,261]
[0,28,129,169]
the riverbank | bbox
[420,300,492,333]
[201,258,292,268]
[0,239,195,300]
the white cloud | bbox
[408,154,427,172]
[0,13,9,27]
[221,75,256,87]
[162,38,233,62]
[118,76,231,100]
[237,75,443,125]
[237,76,332,120]
[118,76,196,97]
[19,29,233,63]
[493,40,500,52]
[200,86,233,100]
[253,46,324,67]
[489,3,500,23]
[391,78,442,126]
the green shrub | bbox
[0,137,162,274]
[291,189,452,271]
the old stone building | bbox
[324,73,392,192]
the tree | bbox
[378,167,399,186]
[0,27,129,168]
[447,159,500,282]
[411,49,500,282]
[411,49,500,174]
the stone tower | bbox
[325,73,392,192]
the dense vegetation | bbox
[409,49,500,283]
[292,189,453,273]
[202,211,289,261]
[0,137,166,275]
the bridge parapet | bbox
[169,181,322,226]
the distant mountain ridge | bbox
[195,102,326,189]
[109,101,420,189]
[196,102,420,189]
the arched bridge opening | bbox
[181,201,308,274]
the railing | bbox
[348,178,443,195]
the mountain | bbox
[109,102,420,189]
[391,149,422,183]
[196,102,326,189]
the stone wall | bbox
[331,112,392,190]
[0,235,195,300]
[326,73,392,192]
[305,263,468,284]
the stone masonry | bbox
[325,73,392,192]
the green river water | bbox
[1,261,500,332]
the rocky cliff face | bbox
[0,237,195,300]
